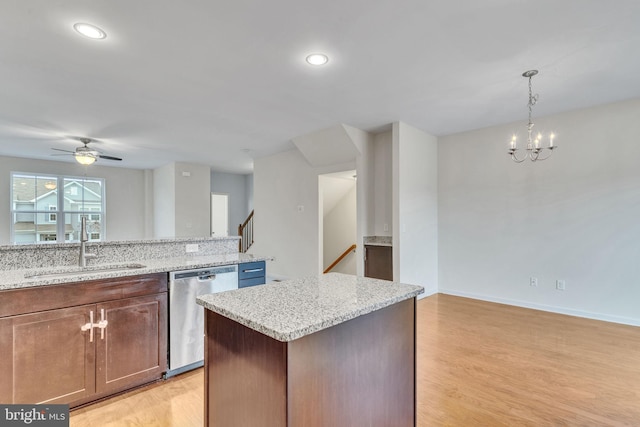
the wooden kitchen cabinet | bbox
[364,245,393,281]
[0,273,167,408]
[96,293,167,396]
[0,305,95,404]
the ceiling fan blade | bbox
[51,148,75,153]
[51,153,73,157]
[98,154,123,161]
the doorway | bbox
[320,170,357,275]
[210,193,229,236]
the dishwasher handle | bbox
[198,274,217,281]
[171,265,238,281]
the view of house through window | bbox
[11,173,105,244]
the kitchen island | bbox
[197,272,424,427]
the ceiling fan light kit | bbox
[74,152,97,165]
[51,137,122,165]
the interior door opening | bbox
[319,170,357,275]
[211,193,229,237]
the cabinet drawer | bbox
[239,277,266,289]
[238,261,266,280]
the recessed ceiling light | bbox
[306,53,329,66]
[73,23,107,40]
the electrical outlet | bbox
[185,244,199,253]
[530,277,538,287]
[556,280,566,291]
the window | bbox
[48,205,57,222]
[11,173,106,244]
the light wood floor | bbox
[70,294,640,426]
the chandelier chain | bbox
[508,70,556,163]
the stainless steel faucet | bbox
[79,216,97,267]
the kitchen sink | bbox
[25,263,147,280]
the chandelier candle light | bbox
[508,70,556,162]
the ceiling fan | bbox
[51,137,122,165]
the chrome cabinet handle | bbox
[96,308,108,340]
[80,310,95,342]
[243,268,263,273]
[80,309,108,342]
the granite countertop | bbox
[197,272,424,342]
[0,253,271,291]
[364,241,392,247]
[363,236,392,247]
[0,235,240,252]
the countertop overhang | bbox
[197,272,424,342]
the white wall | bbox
[373,131,392,236]
[252,149,321,278]
[174,162,211,237]
[393,122,438,294]
[153,162,176,238]
[143,169,155,239]
[245,173,254,214]
[322,180,357,274]
[349,126,375,277]
[0,156,148,244]
[154,162,211,238]
[438,98,640,325]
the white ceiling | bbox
[1,0,639,173]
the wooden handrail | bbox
[238,210,255,253]
[323,244,356,274]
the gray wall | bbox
[210,171,253,236]
[0,156,147,245]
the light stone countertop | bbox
[196,272,424,342]
[0,236,239,252]
[364,241,393,247]
[0,253,270,291]
[363,236,392,247]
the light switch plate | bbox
[185,244,199,253]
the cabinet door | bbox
[364,245,393,281]
[0,305,95,404]
[95,293,167,395]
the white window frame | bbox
[48,205,57,222]
[10,172,106,244]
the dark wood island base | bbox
[204,297,416,427]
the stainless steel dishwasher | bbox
[167,265,238,377]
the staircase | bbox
[238,210,254,253]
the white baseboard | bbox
[417,287,438,300]
[438,288,640,327]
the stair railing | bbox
[323,244,356,274]
[238,210,254,253]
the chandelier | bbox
[508,70,556,162]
